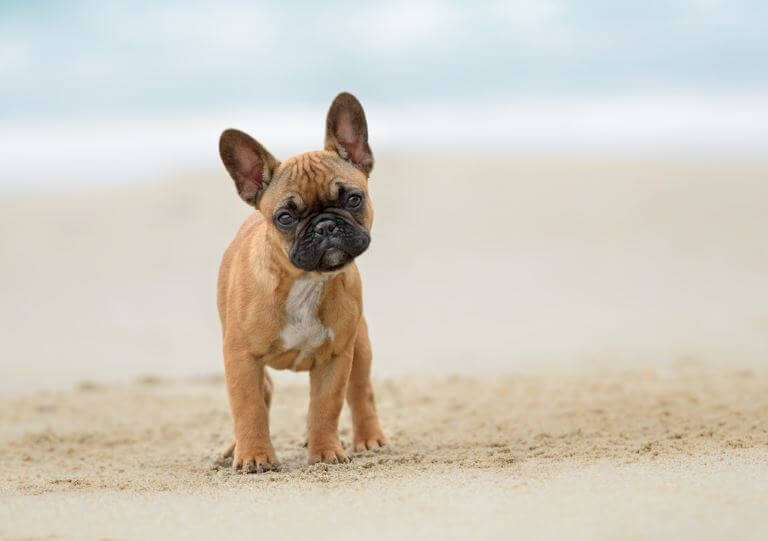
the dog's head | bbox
[219,92,374,273]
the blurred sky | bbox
[1,1,768,188]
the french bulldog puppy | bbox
[217,93,387,472]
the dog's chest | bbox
[279,276,334,370]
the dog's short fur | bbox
[217,93,387,471]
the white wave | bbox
[2,94,767,191]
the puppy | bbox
[217,92,387,472]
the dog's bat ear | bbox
[324,92,374,175]
[219,129,279,206]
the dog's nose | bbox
[314,219,337,237]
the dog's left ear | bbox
[324,92,374,175]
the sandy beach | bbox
[2,369,768,539]
[2,155,767,539]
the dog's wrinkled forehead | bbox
[268,150,366,210]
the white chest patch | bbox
[280,275,334,370]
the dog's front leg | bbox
[307,351,354,464]
[347,318,388,451]
[224,342,278,472]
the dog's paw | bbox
[353,426,389,452]
[307,442,350,465]
[232,442,280,473]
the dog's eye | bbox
[275,211,296,227]
[345,194,363,209]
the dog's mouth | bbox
[289,213,370,272]
[292,242,364,273]
[320,247,351,270]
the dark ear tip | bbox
[219,129,258,162]
[331,92,362,108]
[219,129,234,150]
[220,128,243,144]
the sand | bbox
[2,368,768,539]
[2,154,768,539]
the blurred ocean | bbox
[3,95,768,190]
[2,1,767,189]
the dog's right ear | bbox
[219,129,280,206]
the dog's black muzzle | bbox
[290,212,370,272]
